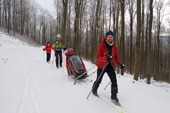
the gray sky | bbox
[35,0,56,16]
[35,0,170,28]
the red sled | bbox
[65,51,87,80]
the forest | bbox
[0,0,170,83]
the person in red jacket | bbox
[43,42,53,63]
[92,30,124,105]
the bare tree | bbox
[147,0,154,84]
[134,0,141,80]
[115,0,120,46]
[62,0,68,45]
[0,0,169,83]
[119,0,126,75]
[154,0,164,80]
[74,0,83,54]
[93,0,102,62]
[13,0,16,35]
[140,0,145,78]
[127,0,136,74]
[7,0,11,33]
[0,0,2,26]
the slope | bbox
[0,30,170,113]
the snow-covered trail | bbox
[0,32,122,113]
[0,47,120,113]
[0,31,170,113]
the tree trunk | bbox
[115,1,120,46]
[120,0,125,75]
[147,0,154,84]
[13,0,16,35]
[68,1,71,48]
[42,22,46,45]
[20,0,23,35]
[144,13,149,78]
[4,1,7,27]
[7,0,11,33]
[94,0,101,63]
[134,0,141,80]
[0,0,2,26]
[140,0,145,78]
[26,15,29,36]
[62,0,68,46]
[74,0,82,54]
[128,0,134,74]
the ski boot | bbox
[111,95,121,106]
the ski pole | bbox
[87,65,96,72]
[86,62,109,99]
[74,65,96,84]
[104,81,111,90]
[74,72,87,85]
[104,67,123,90]
[88,70,97,77]
[74,70,97,85]
[52,53,55,64]
[77,66,97,79]
[43,51,45,62]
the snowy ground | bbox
[0,30,170,113]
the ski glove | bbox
[120,64,125,69]
[63,47,66,51]
[43,48,45,51]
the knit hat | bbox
[57,34,61,38]
[106,30,114,38]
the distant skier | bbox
[92,30,124,105]
[43,42,53,63]
[52,34,66,68]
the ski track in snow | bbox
[16,55,42,113]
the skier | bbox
[92,30,124,105]
[52,34,66,68]
[43,42,53,63]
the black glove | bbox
[63,47,66,51]
[107,55,112,62]
[43,48,45,51]
[120,64,125,69]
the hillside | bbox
[0,30,170,113]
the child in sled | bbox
[65,48,87,79]
[65,48,76,56]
